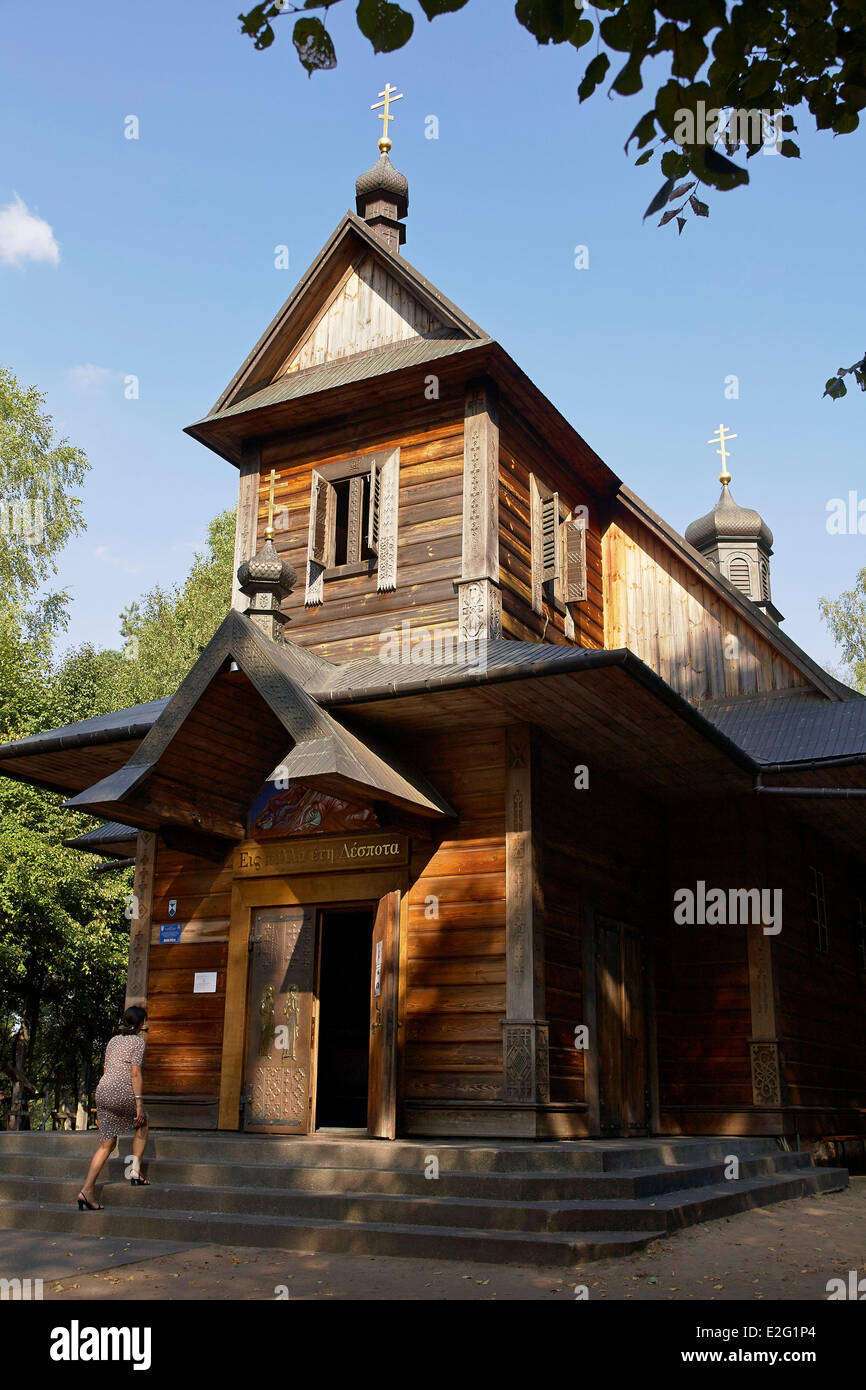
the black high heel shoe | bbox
[77,1191,103,1211]
[129,1174,150,1186]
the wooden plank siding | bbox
[604,507,810,703]
[655,803,756,1131]
[401,728,507,1112]
[534,734,667,1112]
[142,844,232,1112]
[768,812,866,1125]
[498,402,605,650]
[279,253,460,377]
[258,401,464,663]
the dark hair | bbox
[119,1005,147,1035]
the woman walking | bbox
[77,1005,150,1211]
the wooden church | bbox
[2,99,865,1146]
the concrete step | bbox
[0,1130,781,1173]
[0,1148,816,1201]
[0,1163,846,1266]
[0,1164,846,1238]
[0,1198,658,1265]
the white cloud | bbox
[0,193,60,267]
[67,364,117,391]
[92,544,143,575]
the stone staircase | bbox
[0,1131,847,1266]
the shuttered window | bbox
[305,449,399,604]
[541,492,560,584]
[530,474,588,616]
[563,517,587,604]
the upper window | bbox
[529,474,587,622]
[305,448,399,603]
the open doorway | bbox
[315,907,376,1129]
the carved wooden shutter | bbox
[367,459,380,555]
[541,492,560,584]
[563,517,587,603]
[309,474,332,566]
[305,472,333,606]
[375,450,400,593]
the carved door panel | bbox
[367,890,400,1139]
[243,907,316,1134]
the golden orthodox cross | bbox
[372,83,403,153]
[708,424,737,484]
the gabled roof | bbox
[207,211,487,419]
[63,610,454,833]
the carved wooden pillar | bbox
[456,380,502,641]
[126,830,157,1009]
[747,926,783,1107]
[231,441,261,612]
[502,725,549,1103]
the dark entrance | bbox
[315,907,376,1128]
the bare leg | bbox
[130,1120,149,1180]
[81,1136,116,1202]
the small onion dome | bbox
[355,153,409,220]
[236,537,296,597]
[685,482,773,553]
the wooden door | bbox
[597,917,648,1135]
[367,890,400,1139]
[243,906,316,1133]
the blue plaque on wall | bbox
[159,923,183,943]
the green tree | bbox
[111,506,236,705]
[819,568,866,692]
[238,0,866,398]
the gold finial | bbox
[265,468,276,541]
[371,82,403,154]
[708,423,737,485]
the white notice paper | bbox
[193,971,217,994]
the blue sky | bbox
[1,0,863,674]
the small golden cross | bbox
[371,83,403,153]
[708,424,737,484]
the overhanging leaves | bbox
[356,0,414,52]
[293,16,337,74]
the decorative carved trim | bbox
[376,448,400,593]
[749,1040,783,1107]
[456,578,502,642]
[461,381,499,587]
[501,1020,550,1103]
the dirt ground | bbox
[9,1175,862,1301]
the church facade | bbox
[2,134,865,1145]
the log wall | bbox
[257,399,464,664]
[499,403,605,649]
[142,843,232,1126]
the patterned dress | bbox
[95,1033,146,1137]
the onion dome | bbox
[685,482,774,553]
[355,152,409,252]
[685,466,782,624]
[355,153,409,221]
[237,535,296,644]
[236,537,296,597]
